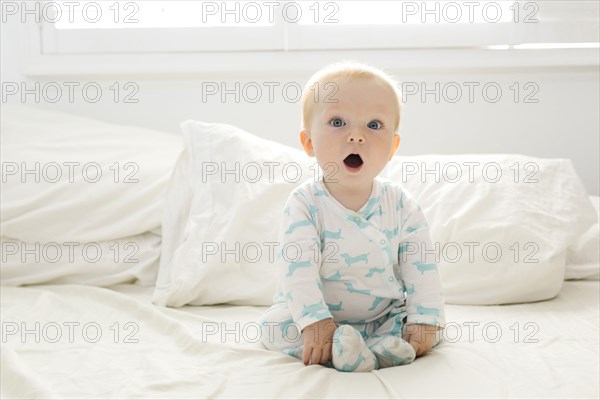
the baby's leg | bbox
[331,324,378,372]
[365,315,416,368]
[259,303,303,359]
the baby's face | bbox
[301,77,400,187]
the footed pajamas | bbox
[260,177,445,371]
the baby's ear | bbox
[389,133,400,160]
[300,130,315,157]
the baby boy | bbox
[259,61,445,372]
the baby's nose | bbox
[347,133,365,143]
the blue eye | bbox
[329,118,345,127]
[368,120,382,130]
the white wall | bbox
[1,16,23,84]
[2,17,598,195]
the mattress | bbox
[1,280,598,399]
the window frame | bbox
[16,0,600,77]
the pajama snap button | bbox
[380,239,386,245]
[388,277,394,282]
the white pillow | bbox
[566,195,600,280]
[0,232,161,286]
[0,105,183,243]
[153,121,316,307]
[382,155,596,304]
[154,121,596,306]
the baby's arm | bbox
[397,190,446,356]
[277,191,333,365]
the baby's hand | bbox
[301,318,336,366]
[403,323,440,357]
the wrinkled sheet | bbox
[1,280,598,399]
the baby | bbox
[259,61,446,372]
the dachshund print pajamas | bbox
[260,177,445,371]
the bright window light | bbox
[53,1,274,29]
[488,43,600,49]
[297,0,514,25]
[52,0,515,29]
[513,42,600,49]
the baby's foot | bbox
[331,325,378,372]
[283,346,303,359]
[368,335,416,368]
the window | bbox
[38,0,600,53]
[10,0,599,76]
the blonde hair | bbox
[300,61,402,133]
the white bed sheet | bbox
[1,280,598,399]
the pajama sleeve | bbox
[276,190,333,332]
[397,190,446,328]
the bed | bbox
[1,280,598,399]
[2,105,599,399]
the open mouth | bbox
[343,153,364,170]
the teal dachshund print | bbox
[366,207,383,219]
[361,197,380,215]
[396,195,404,210]
[344,282,372,296]
[302,300,326,316]
[323,228,343,240]
[340,252,369,266]
[346,215,370,229]
[382,227,398,241]
[368,296,386,311]
[314,187,328,197]
[286,260,312,277]
[340,353,368,372]
[286,219,312,234]
[338,319,367,325]
[280,317,294,329]
[399,242,413,255]
[406,221,428,234]
[327,301,344,311]
[415,304,441,317]
[308,204,319,222]
[323,271,342,281]
[412,261,437,274]
[365,267,386,277]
